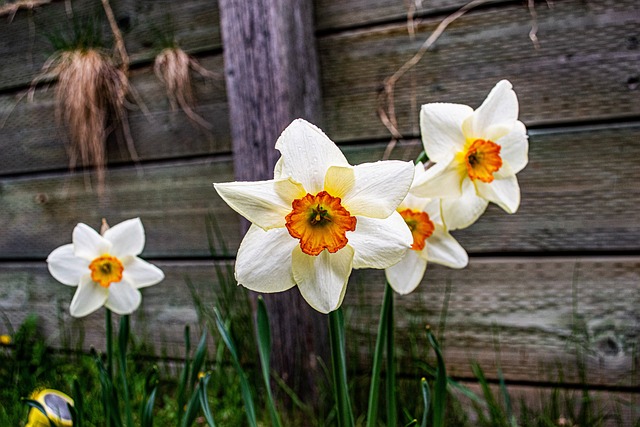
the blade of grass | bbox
[427,327,447,427]
[141,367,159,427]
[213,307,257,427]
[472,362,507,427]
[420,377,430,427]
[366,282,392,427]
[72,378,84,427]
[257,297,283,427]
[329,308,355,427]
[189,331,208,390]
[198,373,217,427]
[177,325,192,424]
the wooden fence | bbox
[0,0,639,422]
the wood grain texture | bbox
[1,256,638,387]
[0,0,221,92]
[314,0,510,31]
[1,124,639,259]
[219,0,326,398]
[0,54,229,176]
[317,0,640,142]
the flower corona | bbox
[462,139,502,183]
[285,191,357,256]
[398,209,434,251]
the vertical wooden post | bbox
[218,0,327,401]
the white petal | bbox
[348,213,412,269]
[73,223,111,260]
[105,280,142,315]
[496,120,528,174]
[385,250,427,295]
[275,119,350,194]
[426,225,468,269]
[420,103,473,162]
[476,175,521,214]
[47,244,87,286]
[103,218,145,257]
[325,161,414,218]
[292,245,354,314]
[235,225,298,293]
[466,80,519,139]
[441,179,489,230]
[214,178,305,230]
[69,275,108,317]
[410,156,464,199]
[122,257,165,289]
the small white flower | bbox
[385,163,468,294]
[47,218,165,317]
[412,80,529,230]
[214,119,414,313]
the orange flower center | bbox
[285,191,357,256]
[89,254,124,288]
[398,209,435,251]
[464,139,502,183]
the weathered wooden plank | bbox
[317,0,640,142]
[347,256,640,388]
[1,124,639,258]
[219,0,326,400]
[1,256,638,387]
[0,54,230,175]
[314,0,509,31]
[0,0,221,91]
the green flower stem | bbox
[105,308,113,427]
[386,284,397,426]
[118,315,133,427]
[329,308,354,427]
[365,282,393,427]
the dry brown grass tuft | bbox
[46,48,132,194]
[154,47,218,131]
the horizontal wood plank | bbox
[1,124,639,258]
[317,0,640,142]
[314,0,509,31]
[0,0,221,92]
[0,54,229,176]
[1,256,638,388]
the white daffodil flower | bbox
[385,163,468,295]
[412,80,529,230]
[214,119,414,314]
[47,218,165,317]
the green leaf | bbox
[190,331,208,390]
[257,297,283,427]
[367,283,394,427]
[420,377,430,427]
[198,373,217,427]
[213,307,257,427]
[427,327,447,427]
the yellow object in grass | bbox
[26,389,74,427]
[0,334,11,345]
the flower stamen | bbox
[398,209,434,251]
[464,139,502,183]
[286,191,356,256]
[89,254,124,287]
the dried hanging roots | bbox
[48,48,130,194]
[154,47,215,130]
